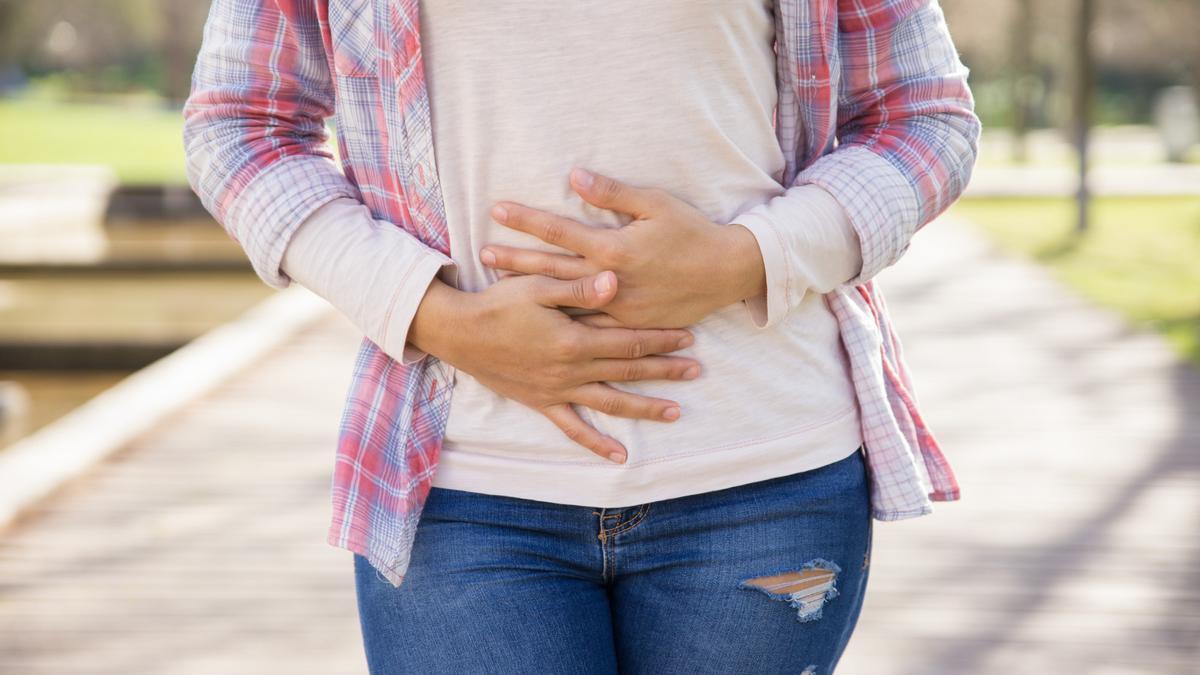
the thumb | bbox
[535,270,617,309]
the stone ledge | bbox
[0,284,332,531]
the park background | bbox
[0,1,1197,673]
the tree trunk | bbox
[1073,0,1095,234]
[1010,0,1035,163]
[161,0,190,105]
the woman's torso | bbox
[420,0,863,507]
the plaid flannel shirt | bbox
[183,0,980,587]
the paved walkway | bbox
[1,216,1197,673]
[965,163,1200,197]
[967,126,1200,197]
[839,217,1199,674]
[0,313,365,674]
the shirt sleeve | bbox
[786,0,980,285]
[281,197,459,365]
[726,183,863,330]
[182,0,361,290]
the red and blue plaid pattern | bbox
[184,0,979,587]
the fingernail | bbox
[480,248,496,265]
[683,365,699,379]
[608,450,626,464]
[491,204,508,222]
[677,334,693,348]
[662,406,680,421]
[594,271,613,294]
[572,167,594,188]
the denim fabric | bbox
[353,447,872,674]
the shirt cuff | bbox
[281,197,458,366]
[726,183,862,329]
[385,252,459,366]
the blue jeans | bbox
[353,446,873,674]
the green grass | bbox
[949,196,1200,367]
[0,96,341,185]
[0,97,189,185]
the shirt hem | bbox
[430,405,864,508]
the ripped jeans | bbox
[353,446,873,674]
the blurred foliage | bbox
[0,0,207,102]
[940,0,1199,129]
[951,196,1200,367]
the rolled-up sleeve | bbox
[182,0,361,289]
[183,0,461,366]
[793,0,982,285]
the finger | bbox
[571,381,682,423]
[580,325,695,359]
[570,167,663,219]
[571,312,626,329]
[540,403,627,463]
[583,355,701,383]
[480,245,592,280]
[491,202,604,258]
[532,271,618,309]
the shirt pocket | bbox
[328,0,379,78]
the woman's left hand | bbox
[482,168,766,329]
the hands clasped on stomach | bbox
[408,168,764,465]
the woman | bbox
[183,0,978,671]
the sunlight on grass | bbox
[0,97,339,185]
[0,98,189,185]
[950,196,1200,367]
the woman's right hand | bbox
[408,270,700,464]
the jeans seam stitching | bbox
[608,503,651,537]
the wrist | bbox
[407,278,481,364]
[715,223,767,306]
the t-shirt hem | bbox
[429,405,864,508]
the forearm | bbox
[281,197,460,365]
[712,223,767,307]
[406,277,482,365]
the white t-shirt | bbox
[282,0,865,508]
